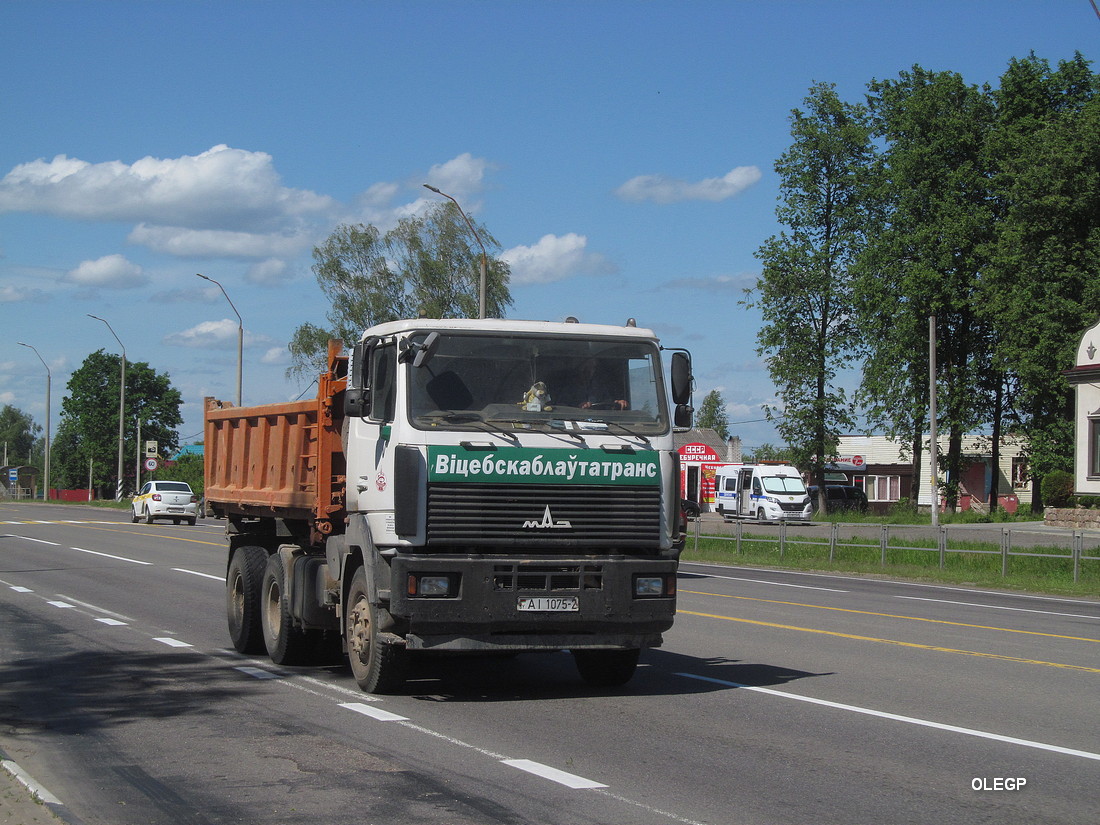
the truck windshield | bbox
[406,332,669,434]
[762,476,808,495]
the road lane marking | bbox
[173,567,224,581]
[68,545,152,565]
[96,618,127,626]
[678,610,1100,673]
[55,596,134,622]
[11,535,59,545]
[236,666,281,680]
[679,565,846,591]
[47,600,74,609]
[340,702,408,721]
[894,595,1100,622]
[154,637,193,648]
[10,586,32,593]
[502,759,607,789]
[678,672,1100,762]
[679,592,1100,643]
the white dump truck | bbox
[205,318,693,692]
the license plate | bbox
[517,597,579,612]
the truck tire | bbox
[345,567,407,694]
[572,648,640,687]
[227,545,267,654]
[260,553,313,665]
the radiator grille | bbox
[426,483,661,549]
[493,564,604,592]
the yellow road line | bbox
[680,589,1100,644]
[677,610,1100,673]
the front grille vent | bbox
[493,564,603,592]
[426,482,661,549]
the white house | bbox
[1066,316,1100,496]
[832,434,1031,514]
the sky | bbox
[2,0,1097,457]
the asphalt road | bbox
[1,502,1098,825]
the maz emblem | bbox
[523,505,572,529]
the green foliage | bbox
[748,82,871,486]
[1040,470,1074,507]
[695,390,730,441]
[289,203,514,381]
[746,443,795,463]
[0,405,39,465]
[53,350,182,496]
[1072,495,1100,510]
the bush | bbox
[1041,470,1075,507]
[1072,494,1100,510]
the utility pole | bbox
[422,184,488,319]
[88,315,127,500]
[929,315,939,528]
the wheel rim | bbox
[347,595,371,666]
[264,578,282,643]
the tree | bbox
[289,203,513,381]
[858,66,997,511]
[0,405,39,465]
[53,351,183,496]
[980,52,1100,509]
[695,390,730,441]
[748,82,873,509]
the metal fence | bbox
[687,519,1100,583]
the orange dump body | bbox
[204,341,347,536]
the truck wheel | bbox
[757,507,767,522]
[572,648,640,687]
[345,567,407,694]
[260,553,313,665]
[227,545,267,654]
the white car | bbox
[131,480,200,525]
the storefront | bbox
[677,442,735,512]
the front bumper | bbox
[388,555,677,651]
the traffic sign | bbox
[144,458,159,471]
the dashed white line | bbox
[69,546,151,565]
[173,567,224,581]
[235,666,282,680]
[340,702,409,721]
[96,617,127,626]
[46,600,74,609]
[502,759,607,789]
[10,586,32,593]
[153,637,193,648]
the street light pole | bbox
[197,273,243,406]
[17,342,50,501]
[422,184,488,319]
[88,314,127,501]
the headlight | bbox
[407,574,456,598]
[634,574,676,598]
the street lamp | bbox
[88,314,127,501]
[17,342,50,501]
[197,273,243,406]
[422,184,488,319]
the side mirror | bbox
[674,404,693,429]
[400,331,441,367]
[344,388,370,418]
[670,351,692,405]
[344,339,371,417]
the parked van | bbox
[714,463,812,522]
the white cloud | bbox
[127,223,314,259]
[246,258,292,285]
[615,166,762,204]
[261,347,289,365]
[0,145,335,231]
[66,254,146,288]
[164,319,270,349]
[1,284,48,302]
[423,153,493,200]
[502,233,614,285]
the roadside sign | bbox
[145,440,158,458]
[144,458,159,471]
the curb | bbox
[0,749,86,825]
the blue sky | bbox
[2,0,1097,453]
